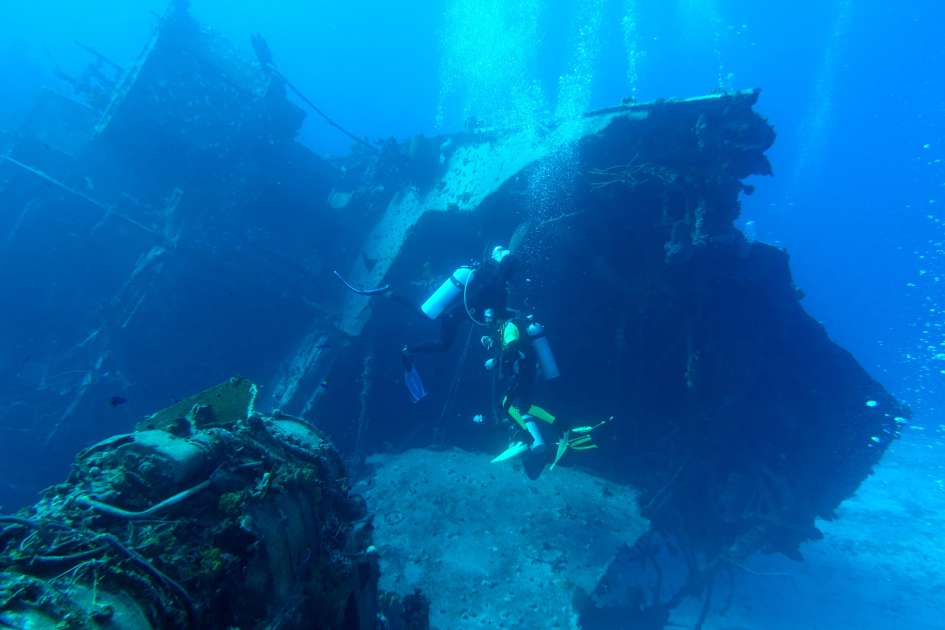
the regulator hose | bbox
[462,267,487,326]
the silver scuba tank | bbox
[527,321,560,380]
[420,267,474,319]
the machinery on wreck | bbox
[0,378,393,629]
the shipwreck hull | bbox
[309,91,907,619]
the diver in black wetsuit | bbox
[398,246,520,402]
[333,245,520,403]
[404,246,520,356]
[485,310,607,481]
[488,312,548,479]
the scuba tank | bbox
[420,266,474,319]
[527,320,560,380]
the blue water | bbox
[1,1,943,627]
[4,1,941,413]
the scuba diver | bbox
[399,245,520,402]
[334,244,609,476]
[333,245,521,403]
[484,309,610,480]
[405,245,518,352]
[489,310,549,479]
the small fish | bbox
[320,377,331,389]
[109,395,127,407]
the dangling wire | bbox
[489,360,502,425]
[434,323,476,444]
[262,62,378,154]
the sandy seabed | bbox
[360,431,945,630]
[679,429,945,630]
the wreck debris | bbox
[322,88,907,627]
[0,379,383,629]
[137,377,258,433]
[353,351,376,463]
[76,479,212,520]
[262,61,378,154]
[587,155,678,191]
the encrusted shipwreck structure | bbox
[0,2,909,628]
[324,90,910,625]
[0,379,382,629]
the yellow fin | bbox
[508,405,526,429]
[550,430,570,471]
[527,405,556,424]
[569,435,593,447]
[491,441,529,463]
[572,416,614,434]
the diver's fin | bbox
[404,364,427,403]
[571,416,614,434]
[568,434,597,451]
[550,430,570,471]
[332,270,391,296]
[491,441,529,463]
[526,405,556,424]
